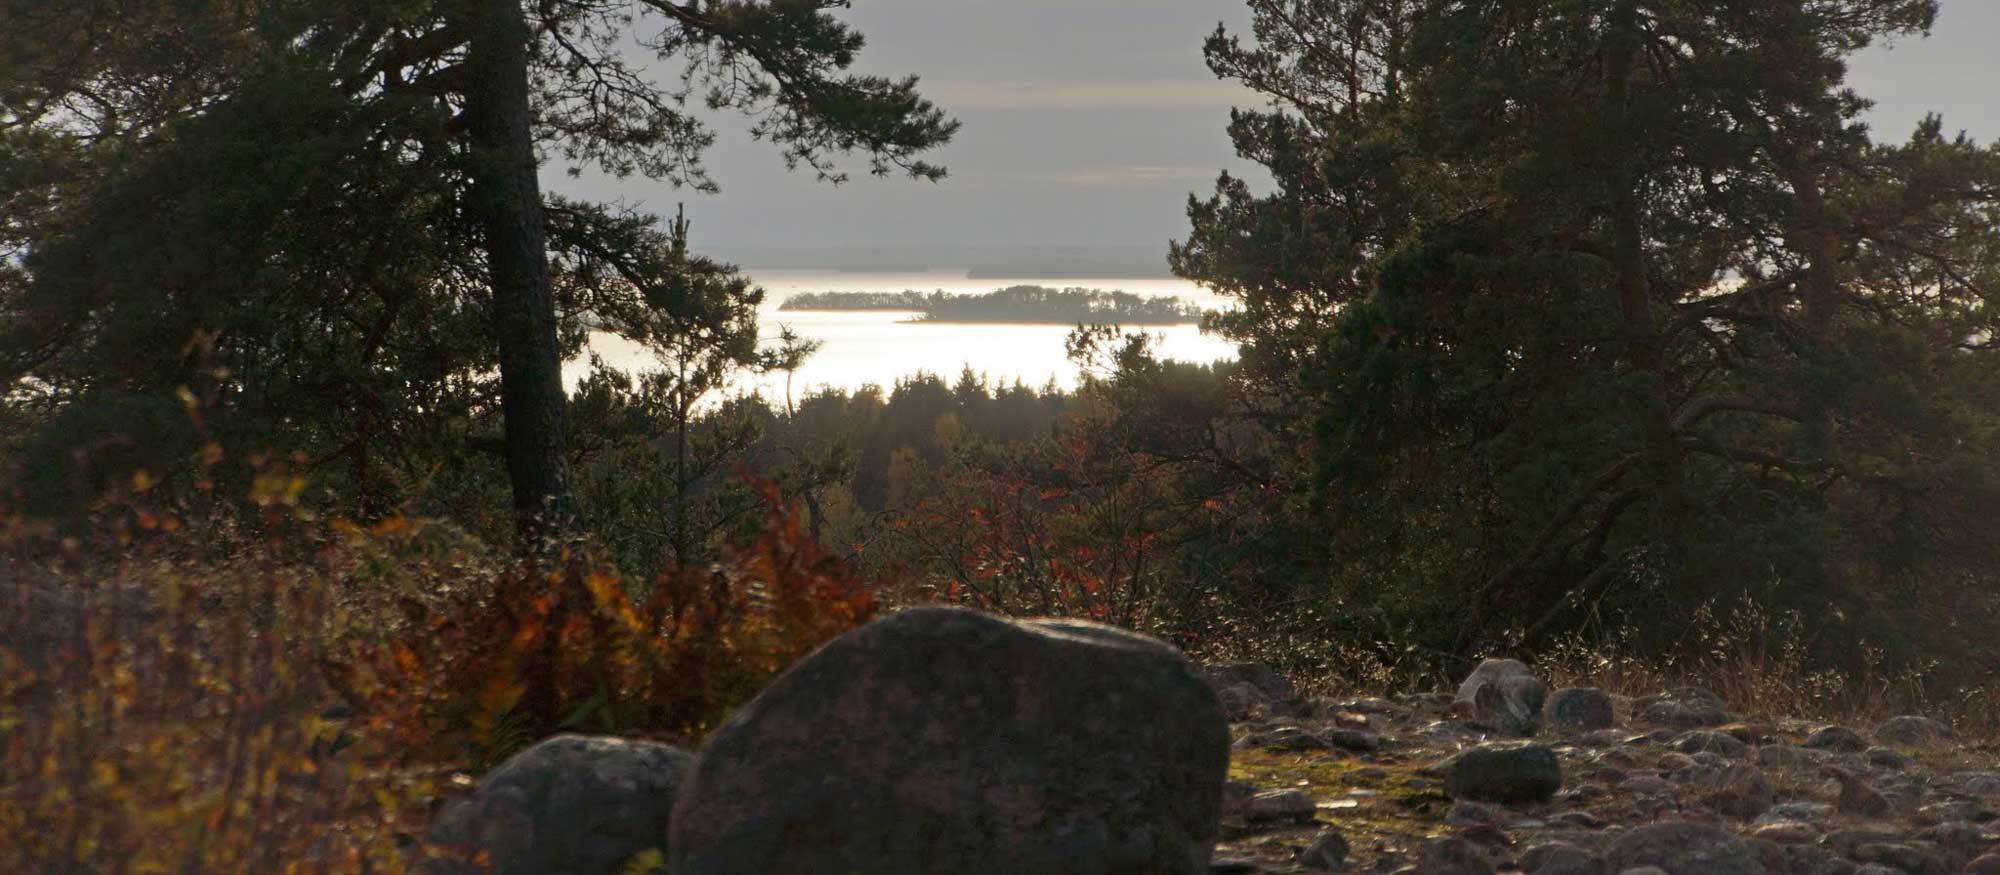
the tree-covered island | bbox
[779,285,1205,325]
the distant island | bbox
[779,285,1205,325]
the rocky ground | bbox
[422,613,2000,875]
[1206,661,2000,874]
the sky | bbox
[548,0,2000,264]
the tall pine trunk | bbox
[464,0,572,539]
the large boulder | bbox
[668,607,1231,875]
[1455,658,1549,737]
[424,735,693,875]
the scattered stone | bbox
[1546,688,1617,732]
[1416,836,1496,875]
[1218,683,1273,721]
[1718,723,1776,745]
[1824,765,1895,819]
[1853,842,1944,874]
[1757,801,1834,825]
[1457,659,1550,737]
[1241,725,1333,752]
[1299,829,1350,871]
[1618,775,1671,794]
[667,607,1229,875]
[1443,744,1563,805]
[1751,820,1821,844]
[1639,690,1730,728]
[1675,729,1750,759]
[1604,822,1765,875]
[1963,774,2000,797]
[1804,725,1871,753]
[424,734,692,875]
[1325,727,1385,752]
[1706,763,1774,820]
[1521,842,1602,874]
[1875,716,1954,749]
[1759,744,1825,770]
[1241,789,1318,825]
[1866,746,1914,770]
[1448,800,1502,826]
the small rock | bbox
[1521,842,1603,875]
[1964,853,2000,875]
[1640,700,1730,728]
[1865,746,1914,769]
[1824,765,1895,818]
[1707,763,1774,819]
[1675,730,1750,758]
[1456,659,1550,737]
[1443,744,1563,805]
[1875,715,1954,749]
[1218,683,1273,721]
[1325,728,1384,752]
[1299,829,1350,871]
[1243,725,1334,752]
[424,734,693,875]
[1963,774,2000,797]
[1619,775,1672,794]
[1757,801,1834,824]
[1417,836,1496,875]
[1448,800,1502,825]
[1853,842,1943,874]
[1759,744,1825,770]
[1718,722,1777,744]
[1243,789,1319,824]
[1546,688,1617,732]
[1604,821,1765,875]
[1804,725,1870,753]
[1751,820,1821,844]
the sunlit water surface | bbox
[575,270,1241,401]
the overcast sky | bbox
[548,0,2000,260]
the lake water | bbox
[577,269,1241,401]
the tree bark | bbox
[463,0,573,539]
[1602,2,1683,501]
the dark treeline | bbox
[781,285,1205,325]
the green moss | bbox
[1227,748,1451,841]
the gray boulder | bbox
[1874,715,1953,749]
[1456,658,1549,737]
[1442,743,1562,805]
[1417,836,1496,875]
[1546,687,1617,732]
[1299,829,1350,871]
[1521,843,1603,875]
[1604,822,1764,875]
[425,734,692,875]
[1803,725,1869,753]
[667,607,1230,875]
[1638,688,1730,728]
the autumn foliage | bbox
[0,472,877,872]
